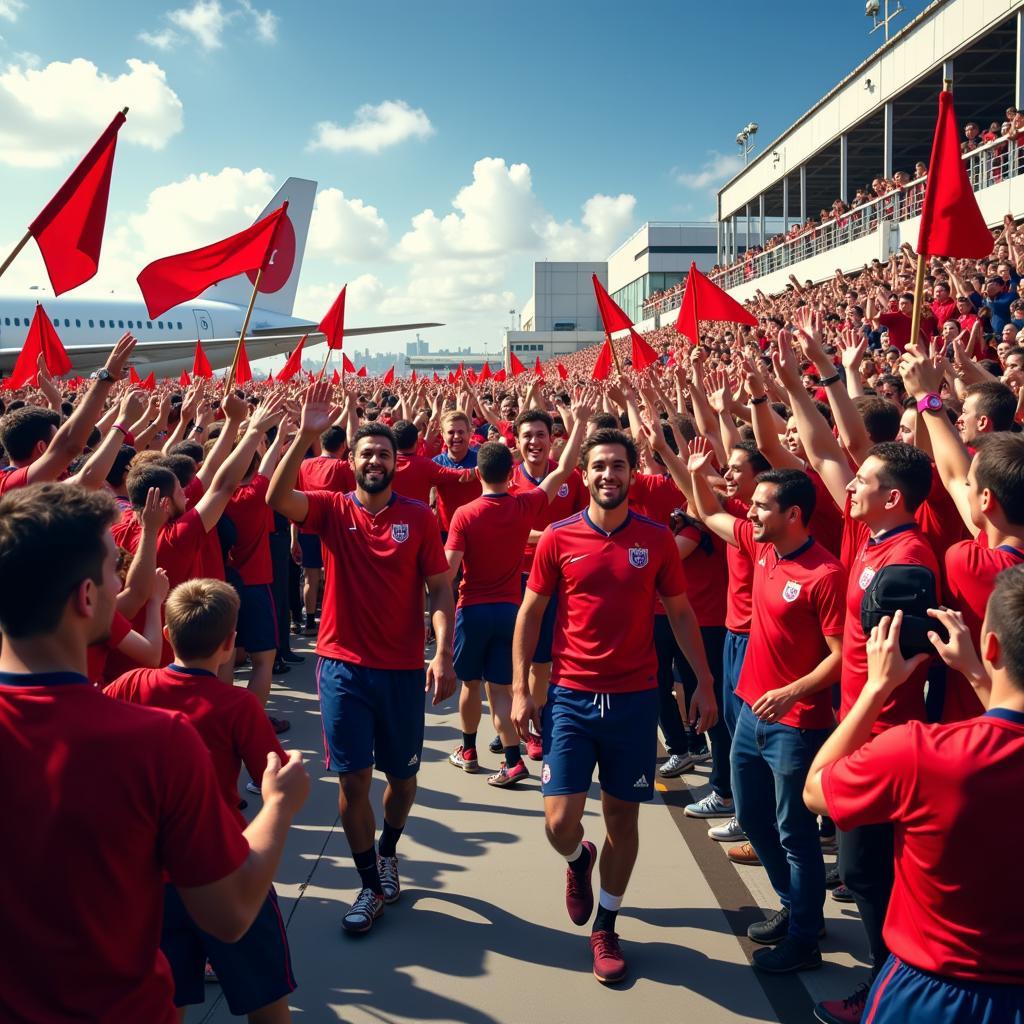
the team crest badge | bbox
[391,523,409,543]
[629,546,649,568]
[541,763,551,784]
[782,580,802,603]
[858,567,876,591]
[557,482,569,498]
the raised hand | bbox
[686,436,715,475]
[298,380,333,436]
[249,393,287,433]
[836,327,868,370]
[103,333,137,381]
[140,485,172,532]
[118,388,148,425]
[151,567,171,604]
[221,389,248,422]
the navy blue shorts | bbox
[541,684,658,803]
[316,658,425,777]
[454,602,518,684]
[864,955,1024,1024]
[297,532,323,570]
[162,884,296,1016]
[521,572,557,664]
[235,583,278,654]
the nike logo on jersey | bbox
[634,774,649,788]
[568,554,589,563]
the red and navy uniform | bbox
[0,671,248,1023]
[302,490,448,776]
[225,474,277,655]
[392,452,467,506]
[0,464,30,496]
[432,448,482,535]
[295,455,354,569]
[528,509,688,802]
[823,709,1024,1022]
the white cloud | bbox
[139,28,178,51]
[307,188,389,263]
[237,0,277,42]
[0,0,25,22]
[167,0,232,49]
[141,0,276,52]
[676,150,744,190]
[542,193,636,260]
[308,99,434,155]
[0,57,184,168]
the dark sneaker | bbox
[752,935,822,974]
[342,887,384,934]
[565,840,596,925]
[448,745,478,773]
[377,855,401,905]
[272,660,291,675]
[590,930,627,984]
[488,735,503,754]
[280,651,304,664]
[814,983,871,1024]
[487,762,529,787]
[268,716,290,735]
[747,907,791,945]
[825,864,842,890]
[831,883,856,903]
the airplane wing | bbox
[0,323,444,376]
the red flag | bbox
[179,369,191,387]
[28,111,126,296]
[433,372,440,383]
[192,339,213,379]
[509,352,526,375]
[6,305,73,387]
[467,368,478,384]
[447,371,455,383]
[592,339,614,381]
[675,261,757,343]
[319,284,347,350]
[629,328,659,371]
[493,368,507,383]
[592,274,633,336]
[533,356,544,379]
[129,365,141,385]
[557,362,568,381]
[342,352,355,373]
[357,365,367,377]
[479,361,492,381]
[331,368,341,385]
[137,202,289,319]
[266,369,274,383]
[455,362,465,380]
[410,369,418,384]
[917,90,993,258]
[383,365,395,385]
[276,334,306,382]
[233,339,252,386]
[140,371,156,392]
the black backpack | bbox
[860,564,948,658]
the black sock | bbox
[353,846,382,895]
[379,821,404,858]
[593,905,619,934]
[504,744,522,768]
[462,732,478,752]
[568,844,591,878]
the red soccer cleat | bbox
[590,930,627,984]
[565,840,596,925]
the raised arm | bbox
[744,359,802,470]
[267,381,332,524]
[73,389,149,491]
[684,438,742,547]
[539,392,592,500]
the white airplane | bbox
[0,177,441,377]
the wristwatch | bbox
[916,393,943,413]
[750,395,769,406]
[90,368,114,382]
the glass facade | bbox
[611,272,684,323]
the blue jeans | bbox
[731,702,828,944]
[721,630,748,739]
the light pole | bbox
[736,122,759,165]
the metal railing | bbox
[643,135,1017,308]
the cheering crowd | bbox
[2,213,1024,1023]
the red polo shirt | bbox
[508,460,587,573]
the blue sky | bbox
[0,0,929,362]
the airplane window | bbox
[146,321,152,329]
[118,320,124,329]
[127,320,134,329]
[75,319,81,327]
[13,317,19,326]
[3,318,8,326]
[157,321,163,329]
[177,321,183,329]
[99,319,105,328]
[64,319,70,327]
[88,320,94,328]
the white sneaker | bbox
[245,780,261,796]
[658,753,694,778]
[708,816,746,841]
[684,791,734,818]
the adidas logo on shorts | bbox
[633,774,648,788]
[407,754,419,767]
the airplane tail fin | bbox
[199,177,316,316]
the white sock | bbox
[563,842,583,864]
[598,888,623,912]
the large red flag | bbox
[383,365,395,385]
[140,371,156,392]
[557,362,568,381]
[192,339,213,379]
[479,361,492,381]
[629,328,659,371]
[917,90,993,258]
[509,352,526,376]
[534,356,545,379]
[7,305,73,387]
[357,365,367,377]
[276,334,306,382]
[179,369,191,387]
[592,339,614,381]
[319,284,347,349]
[137,202,289,319]
[675,261,757,343]
[342,352,355,373]
[493,368,507,382]
[28,111,126,296]
[592,274,633,336]
[331,368,341,385]
[234,339,252,385]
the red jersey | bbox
[629,472,683,526]
[303,491,448,669]
[915,465,969,569]
[723,497,755,633]
[185,478,224,582]
[86,609,132,685]
[528,509,688,694]
[822,710,1024,983]
[105,664,285,828]
[432,449,482,532]
[297,454,355,494]
[943,539,1024,722]
[0,672,248,1023]
[226,474,274,586]
[733,519,846,729]
[877,310,937,349]
[678,524,728,627]
[930,297,958,325]
[446,489,548,606]
[508,460,587,573]
[0,465,30,496]
[807,468,843,557]
[840,520,939,732]
[392,453,467,506]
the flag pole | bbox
[908,79,952,353]
[318,342,331,381]
[607,331,623,374]
[224,265,263,392]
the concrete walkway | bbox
[198,638,870,1024]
